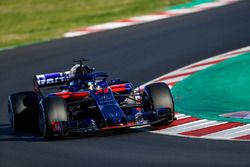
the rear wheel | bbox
[143,82,175,127]
[8,91,39,132]
[39,96,68,139]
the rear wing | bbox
[34,71,70,88]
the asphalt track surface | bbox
[0,1,250,167]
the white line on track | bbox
[139,46,250,89]
[153,120,226,134]
[130,15,170,22]
[88,22,135,30]
[159,75,189,85]
[203,124,250,139]
[167,8,202,15]
[175,114,190,119]
[64,0,241,38]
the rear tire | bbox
[8,91,39,132]
[39,96,68,139]
[143,82,175,127]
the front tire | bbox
[143,82,175,127]
[39,96,68,139]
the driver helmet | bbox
[69,64,92,78]
[87,81,94,90]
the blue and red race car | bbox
[8,59,175,139]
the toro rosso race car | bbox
[8,59,175,139]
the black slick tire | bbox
[39,96,68,140]
[143,82,175,127]
[8,91,39,132]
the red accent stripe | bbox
[110,84,127,93]
[111,88,127,92]
[154,12,171,16]
[101,122,136,130]
[75,28,103,33]
[55,92,89,99]
[71,92,89,98]
[233,134,250,140]
[221,51,248,58]
[73,28,88,32]
[155,11,179,16]
[180,122,244,137]
[158,71,196,81]
[117,19,140,23]
[95,88,109,95]
[167,82,177,86]
[186,58,227,69]
[156,117,199,130]
[157,59,227,84]
[110,84,126,89]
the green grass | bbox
[0,0,190,48]
[172,52,250,123]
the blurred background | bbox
[0,0,189,48]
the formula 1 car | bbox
[8,59,175,139]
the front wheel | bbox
[39,96,68,139]
[143,82,175,127]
